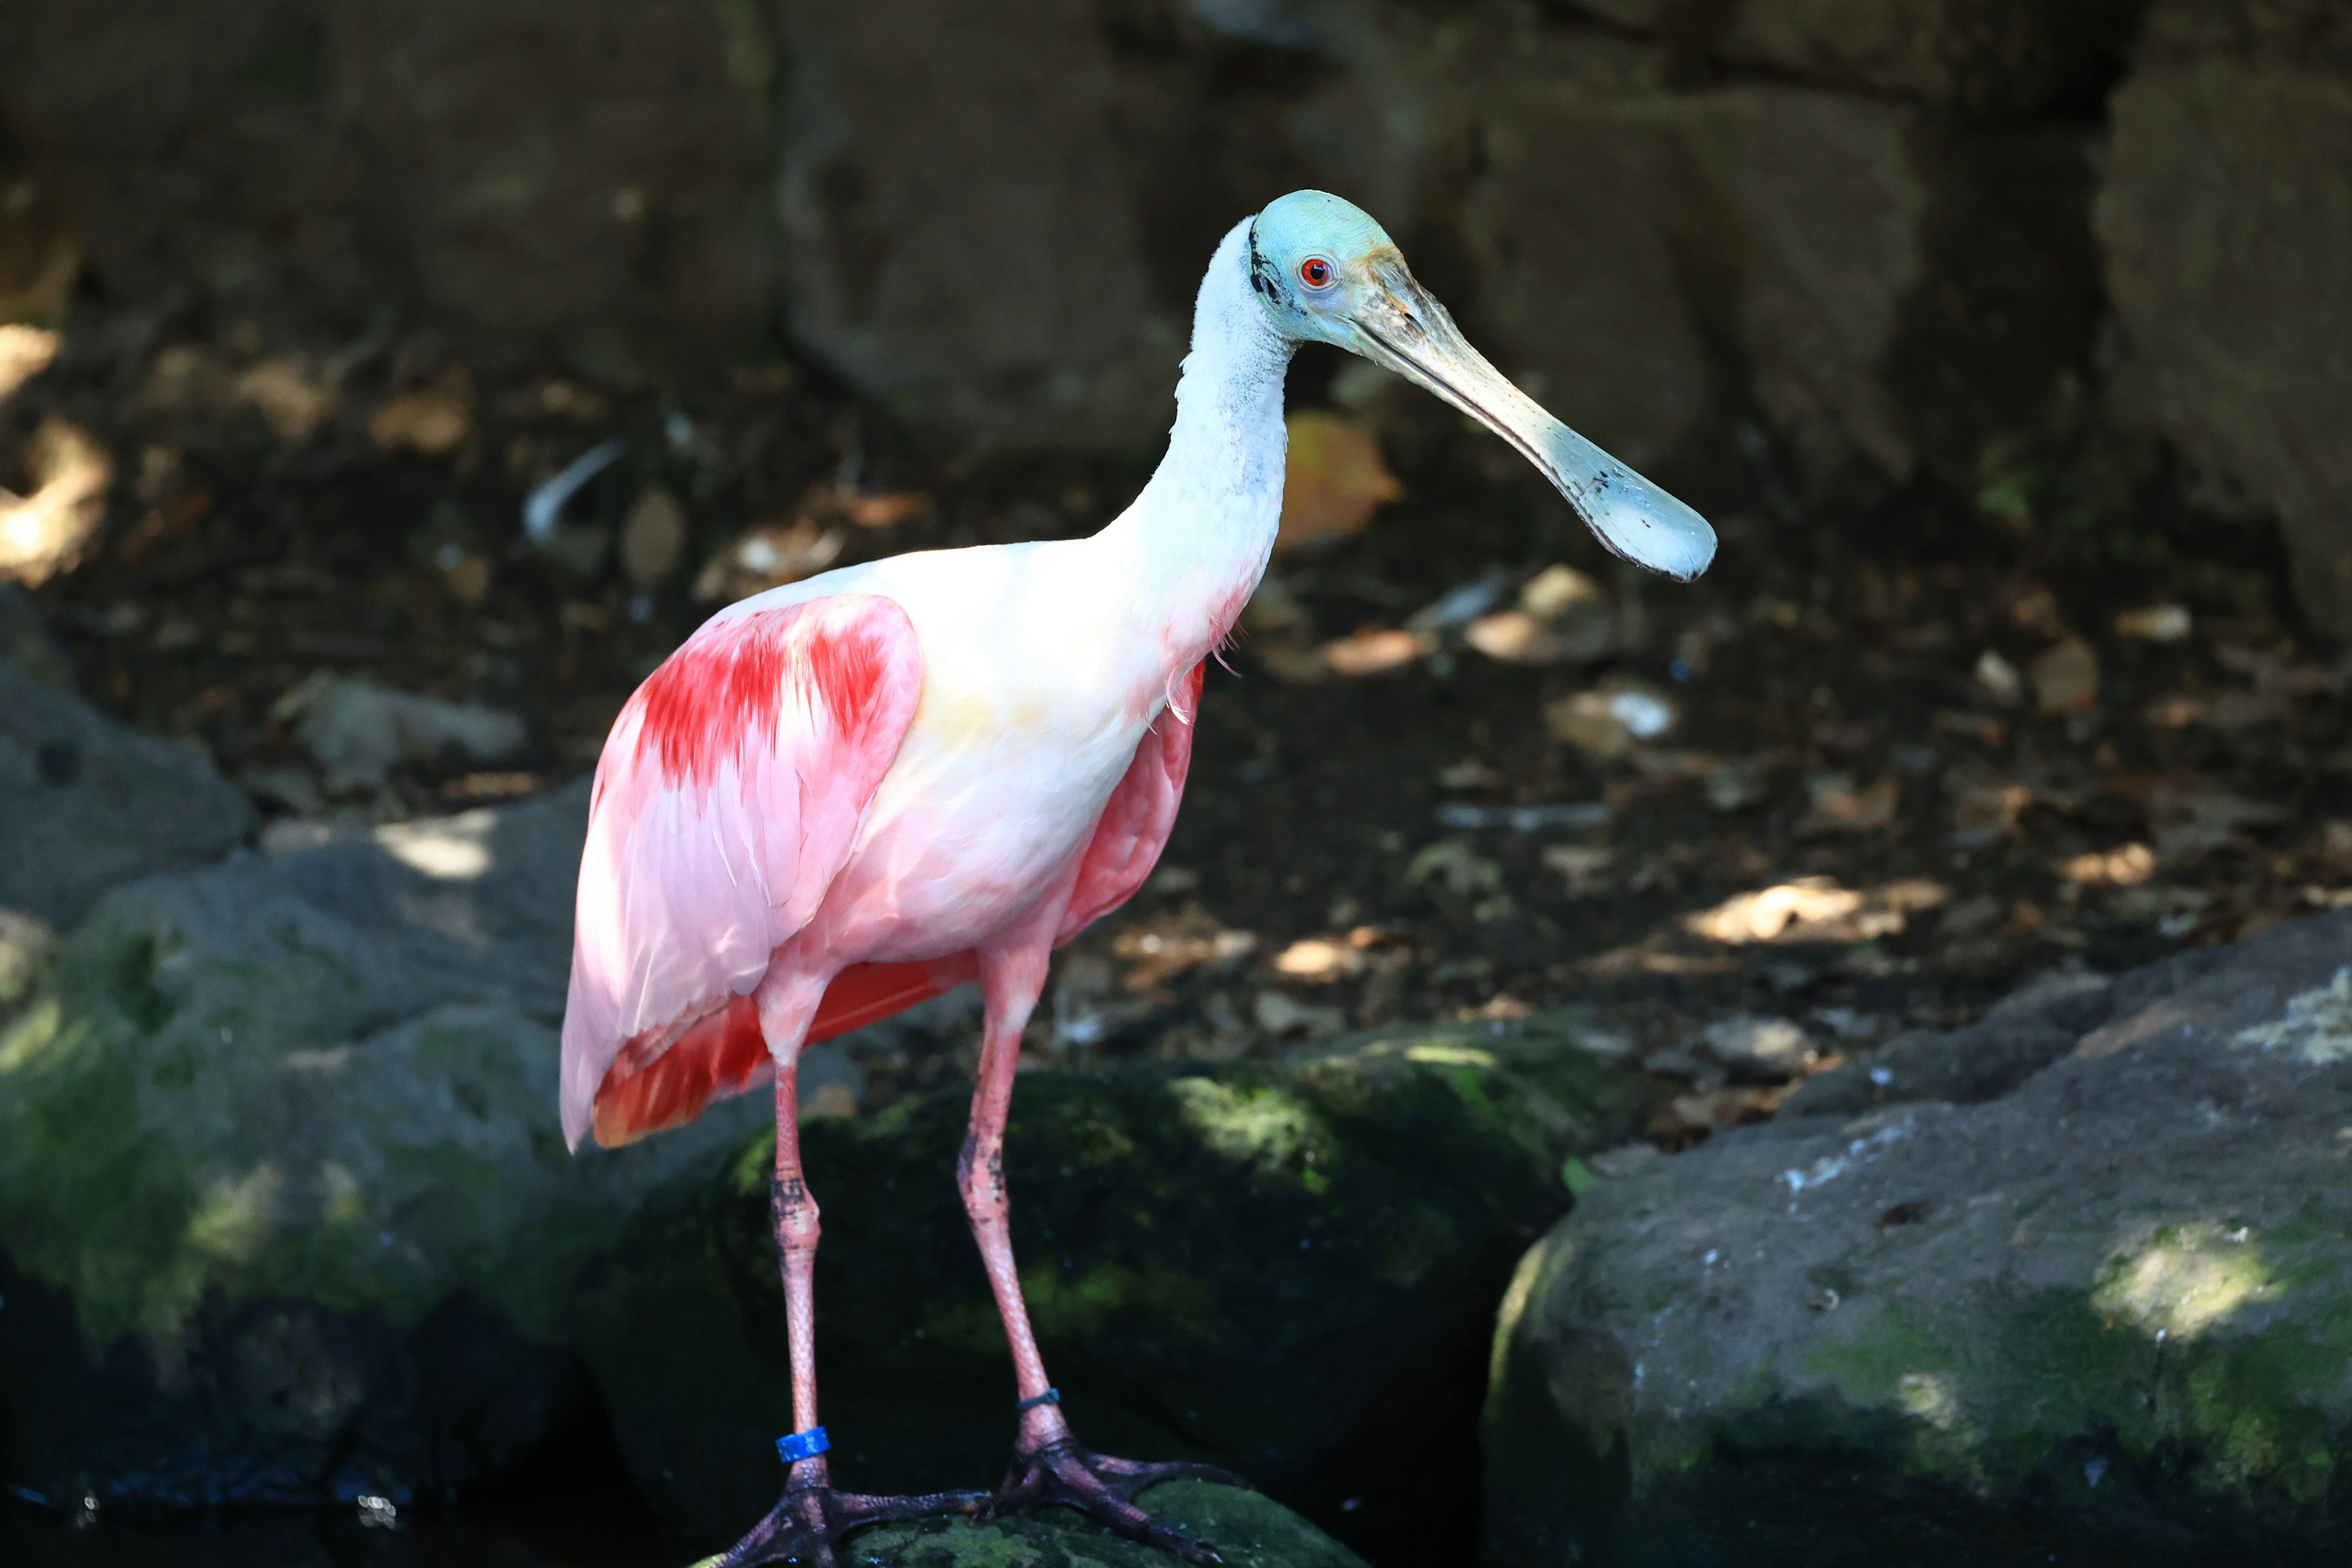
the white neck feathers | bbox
[1101,219,1297,662]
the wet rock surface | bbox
[1487,909,2352,1567]
[0,784,765,1509]
[573,1012,1653,1563]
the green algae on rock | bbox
[1485,910,2352,1567]
[574,1010,1651,1562]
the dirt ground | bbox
[9,306,2350,1145]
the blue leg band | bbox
[777,1426,831,1464]
[1014,1387,1061,1414]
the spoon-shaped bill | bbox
[1354,279,1717,582]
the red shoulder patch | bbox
[631,602,894,788]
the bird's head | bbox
[1246,189,1716,582]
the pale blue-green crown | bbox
[1246,190,1398,346]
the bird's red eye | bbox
[1299,257,1335,289]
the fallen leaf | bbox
[2003,582,2066,638]
[1702,1016,1816,1078]
[1974,648,2023,705]
[1540,843,1613,892]
[2059,843,2155,886]
[235,358,334,442]
[1111,906,1256,990]
[1254,990,1346,1036]
[141,344,237,415]
[1543,682,1677,756]
[0,418,110,584]
[2030,636,2099,714]
[2115,604,2192,643]
[1435,757,1504,791]
[370,369,473,454]
[1406,839,1503,897]
[1463,564,1616,666]
[843,491,932,529]
[620,486,690,589]
[1798,774,1899,835]
[0,325,61,404]
[1683,876,1944,944]
[1272,937,1364,981]
[1322,627,1430,677]
[695,519,845,602]
[2148,785,2288,861]
[1953,782,2033,845]
[1276,412,1401,553]
[535,380,611,421]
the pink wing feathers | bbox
[1057,660,1205,941]
[560,594,924,1148]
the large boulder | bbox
[0,663,253,930]
[1578,0,2142,118]
[1444,26,1717,475]
[1486,909,2352,1566]
[2097,0,2352,637]
[726,1481,1366,1567]
[774,0,1191,450]
[0,784,767,1509]
[0,0,777,378]
[571,1012,1653,1561]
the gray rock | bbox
[2098,0,2352,637]
[0,581,74,690]
[1487,910,2352,1566]
[0,663,253,929]
[1700,1014,1817,1080]
[276,672,529,789]
[1782,967,2113,1115]
[0,783,766,1509]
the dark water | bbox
[1,1503,690,1568]
[2,1419,698,1568]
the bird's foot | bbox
[992,1438,1250,1565]
[712,1477,990,1567]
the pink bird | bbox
[561,190,1714,1566]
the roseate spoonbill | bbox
[560,189,1715,1565]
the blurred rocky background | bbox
[3,2,2351,1566]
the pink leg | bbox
[771,1049,826,1474]
[962,941,1246,1564]
[713,976,987,1568]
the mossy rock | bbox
[686,1482,1363,1567]
[1486,911,2352,1567]
[575,1011,1651,1562]
[0,785,767,1507]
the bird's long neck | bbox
[1099,220,1295,671]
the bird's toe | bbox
[995,1437,1246,1562]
